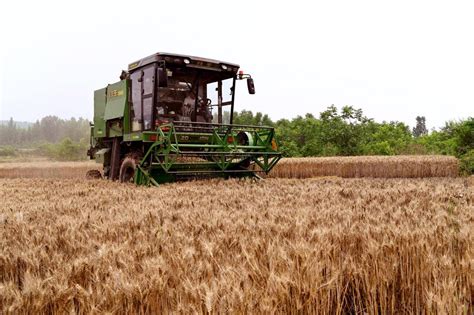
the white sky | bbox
[1,0,473,129]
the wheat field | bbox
[267,155,459,179]
[1,176,472,314]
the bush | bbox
[0,146,16,157]
[36,138,88,161]
[55,138,85,161]
[361,141,394,155]
[459,149,474,175]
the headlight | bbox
[221,64,228,70]
[183,58,190,64]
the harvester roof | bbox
[128,52,240,74]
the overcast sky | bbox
[1,0,473,129]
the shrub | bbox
[0,146,16,157]
[459,149,474,175]
[36,138,88,161]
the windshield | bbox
[156,67,235,125]
[129,64,236,132]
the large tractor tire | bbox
[119,157,137,183]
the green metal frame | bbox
[134,122,281,186]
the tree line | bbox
[0,116,90,160]
[0,116,90,145]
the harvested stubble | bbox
[0,177,472,314]
[0,161,99,179]
[268,155,459,179]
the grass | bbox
[0,177,472,313]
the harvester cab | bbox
[87,52,281,185]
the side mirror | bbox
[247,78,255,94]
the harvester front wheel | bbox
[119,157,137,183]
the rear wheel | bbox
[119,157,137,183]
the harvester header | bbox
[87,52,281,185]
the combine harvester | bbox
[87,52,281,185]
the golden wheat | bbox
[267,155,459,179]
[0,177,472,313]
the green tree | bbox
[412,116,428,137]
[361,122,413,155]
